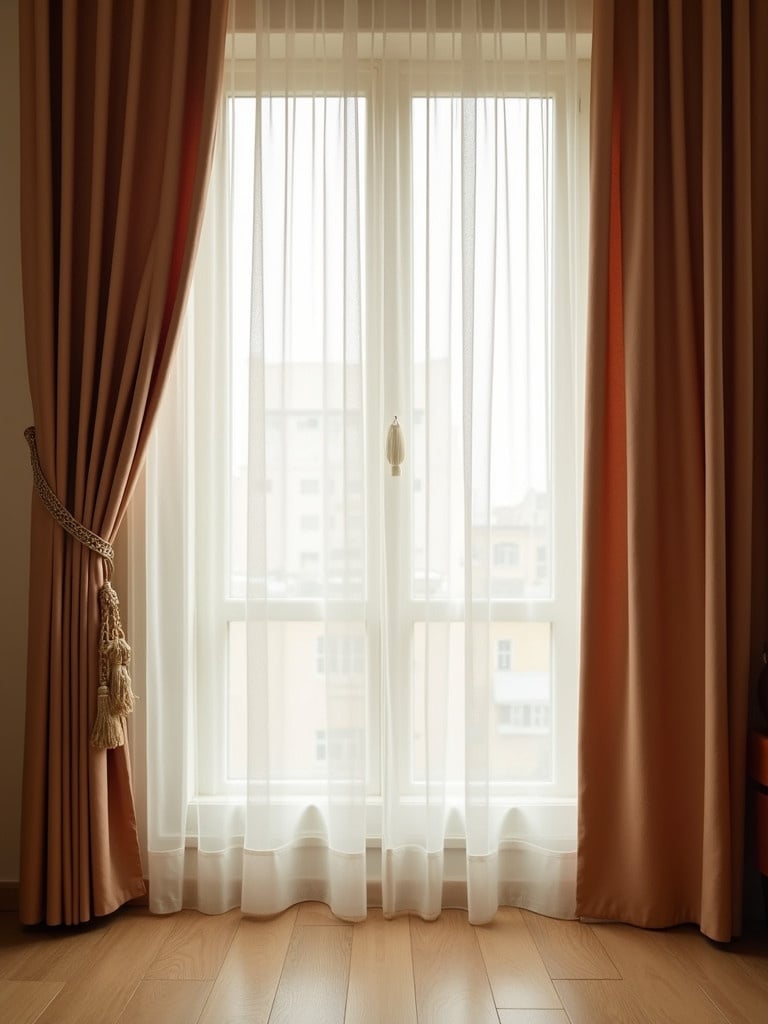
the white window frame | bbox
[382,64,581,802]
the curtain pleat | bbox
[18,0,228,925]
[577,0,768,942]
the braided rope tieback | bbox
[24,426,135,749]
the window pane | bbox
[228,96,367,601]
[491,622,553,782]
[411,96,553,601]
[228,621,366,783]
[412,621,553,784]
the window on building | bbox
[497,639,513,671]
[493,542,521,567]
[316,635,366,676]
[497,702,551,735]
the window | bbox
[315,728,365,769]
[144,30,586,833]
[209,80,576,796]
[493,542,521,568]
[315,729,327,762]
[316,635,366,676]
[497,639,512,671]
[497,702,551,734]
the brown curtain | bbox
[18,0,228,926]
[578,0,768,942]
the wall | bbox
[0,0,30,885]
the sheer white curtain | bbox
[140,0,589,922]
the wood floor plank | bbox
[0,915,35,978]
[32,910,175,1024]
[590,924,728,1024]
[0,980,64,1024]
[294,902,350,927]
[475,907,561,1009]
[410,910,498,1024]
[144,909,240,980]
[197,909,297,1024]
[116,980,212,1024]
[4,903,762,1024]
[268,924,353,1024]
[555,979,652,1024]
[0,915,112,982]
[344,911,417,1024]
[731,928,768,993]
[648,926,768,1024]
[498,1011,571,1024]
[521,910,620,980]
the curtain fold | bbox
[577,0,768,942]
[18,0,228,926]
[144,0,588,923]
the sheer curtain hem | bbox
[148,842,575,920]
[149,843,367,919]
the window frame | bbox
[184,52,586,817]
[383,64,580,802]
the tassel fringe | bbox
[90,685,124,749]
[90,580,136,749]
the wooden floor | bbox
[0,904,766,1023]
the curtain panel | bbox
[578,0,768,942]
[18,0,228,925]
[141,0,590,923]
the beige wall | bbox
[0,0,30,883]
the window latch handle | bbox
[386,416,405,476]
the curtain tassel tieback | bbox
[386,416,405,476]
[24,426,135,750]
